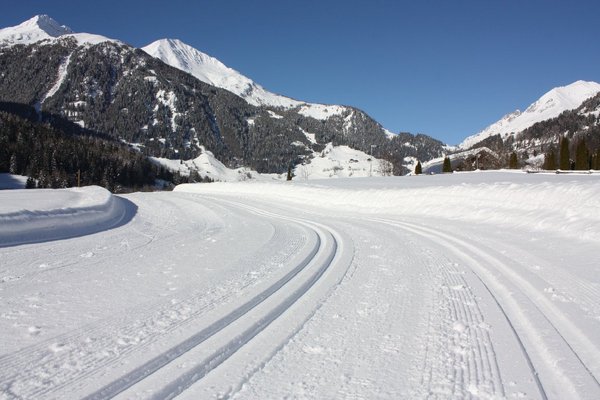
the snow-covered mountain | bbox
[0,15,445,177]
[142,39,303,109]
[459,80,600,149]
[142,38,366,122]
[0,14,119,47]
[0,14,72,45]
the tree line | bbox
[543,136,600,170]
[0,111,190,192]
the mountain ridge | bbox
[0,15,446,178]
[459,80,600,150]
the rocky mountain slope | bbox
[0,15,445,178]
[460,81,600,150]
[443,81,600,171]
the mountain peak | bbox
[143,38,304,109]
[459,80,600,149]
[0,15,118,48]
[0,15,73,46]
[21,14,73,37]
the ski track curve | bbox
[0,194,311,399]
[74,195,351,399]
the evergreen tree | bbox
[415,161,422,175]
[543,149,557,170]
[508,152,518,169]
[286,165,293,181]
[574,139,589,170]
[25,176,36,189]
[9,153,17,174]
[442,156,452,173]
[559,136,571,170]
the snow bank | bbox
[0,186,128,247]
[175,172,600,242]
[0,173,28,189]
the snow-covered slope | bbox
[0,15,119,47]
[142,39,353,121]
[459,80,600,149]
[294,143,393,179]
[2,173,600,398]
[142,39,303,109]
[151,144,393,181]
[149,147,261,182]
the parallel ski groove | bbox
[82,197,340,400]
[375,217,556,399]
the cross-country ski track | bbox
[1,172,599,399]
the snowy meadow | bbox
[1,171,599,399]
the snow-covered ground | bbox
[150,143,393,181]
[1,172,599,399]
[0,174,27,189]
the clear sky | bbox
[2,0,599,145]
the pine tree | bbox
[574,139,589,170]
[508,152,518,169]
[9,153,17,174]
[25,176,36,189]
[442,156,452,173]
[543,149,557,170]
[559,136,571,170]
[415,161,422,175]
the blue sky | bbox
[2,0,599,144]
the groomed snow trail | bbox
[1,172,599,399]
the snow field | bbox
[176,172,600,243]
[1,171,599,399]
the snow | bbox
[142,39,361,123]
[0,15,72,46]
[383,128,397,139]
[154,89,180,132]
[1,172,600,399]
[459,80,600,149]
[294,143,392,179]
[0,15,120,48]
[0,174,28,189]
[297,104,345,120]
[142,39,303,109]
[150,147,260,182]
[35,53,72,113]
[266,110,283,119]
[0,186,129,247]
[299,127,317,144]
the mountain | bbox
[141,37,446,173]
[0,14,119,47]
[0,15,445,179]
[443,82,600,172]
[142,39,303,109]
[0,14,72,45]
[460,80,600,150]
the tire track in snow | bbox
[80,197,347,400]
[376,217,600,399]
